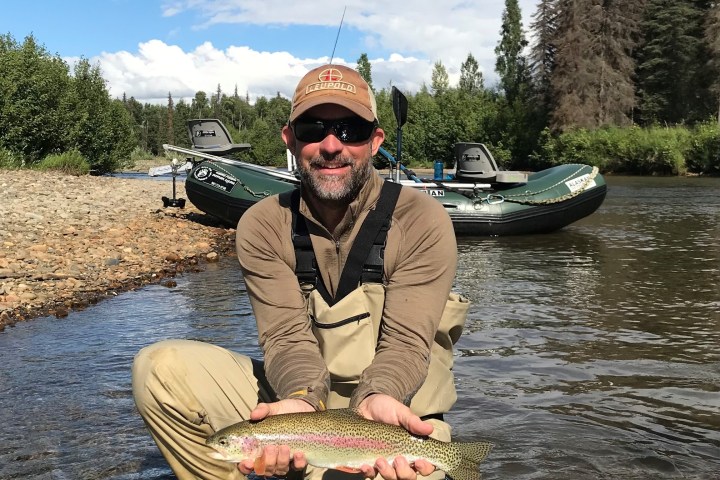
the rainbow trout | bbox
[206,408,492,480]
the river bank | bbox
[0,169,237,331]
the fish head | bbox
[206,430,262,463]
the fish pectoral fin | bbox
[335,466,363,473]
[254,456,267,475]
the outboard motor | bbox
[453,142,499,181]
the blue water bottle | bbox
[433,160,444,180]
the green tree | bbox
[706,2,720,123]
[430,61,450,96]
[167,92,175,145]
[459,54,484,93]
[192,91,210,118]
[144,104,165,155]
[595,0,641,128]
[212,83,223,118]
[173,99,193,148]
[122,95,146,149]
[407,89,448,165]
[266,94,292,133]
[636,0,711,124]
[494,0,542,165]
[246,117,286,165]
[551,0,602,130]
[529,0,559,121]
[0,34,70,162]
[357,53,374,91]
[64,58,134,172]
[495,0,530,103]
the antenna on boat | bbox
[329,6,346,64]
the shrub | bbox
[123,146,156,170]
[0,148,24,168]
[35,149,90,175]
[538,125,692,175]
[687,122,720,175]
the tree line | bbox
[1,0,719,175]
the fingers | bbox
[238,459,255,475]
[412,459,436,477]
[360,464,377,478]
[402,413,434,437]
[264,445,293,476]
[368,456,435,480]
[237,400,316,477]
[292,451,308,471]
[250,402,271,421]
[391,456,416,480]
[251,399,316,421]
[356,394,434,438]
[373,456,416,480]
[237,445,296,477]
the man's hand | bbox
[356,394,437,480]
[237,398,315,477]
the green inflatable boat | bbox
[161,105,606,236]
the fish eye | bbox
[219,438,228,446]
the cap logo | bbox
[305,68,357,95]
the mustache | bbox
[308,155,354,168]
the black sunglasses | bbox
[291,117,378,143]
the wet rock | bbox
[165,253,181,263]
[104,257,121,266]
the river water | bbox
[0,176,718,480]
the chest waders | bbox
[279,183,469,441]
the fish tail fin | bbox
[457,441,493,464]
[446,442,493,480]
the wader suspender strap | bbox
[278,181,403,306]
[279,189,318,288]
[334,181,402,301]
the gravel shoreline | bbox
[0,169,237,331]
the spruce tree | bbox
[495,0,530,103]
[705,2,720,122]
[529,0,559,117]
[167,92,174,145]
[551,0,639,130]
[636,0,709,124]
[594,0,641,127]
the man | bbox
[132,64,467,480]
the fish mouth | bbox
[206,450,239,462]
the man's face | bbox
[283,104,384,205]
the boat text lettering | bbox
[565,174,596,193]
[422,189,445,197]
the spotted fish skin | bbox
[205,408,492,480]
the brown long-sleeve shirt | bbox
[236,171,457,409]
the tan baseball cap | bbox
[289,64,377,123]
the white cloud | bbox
[95,0,538,104]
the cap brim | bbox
[289,97,376,123]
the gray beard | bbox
[296,155,373,205]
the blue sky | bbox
[2,0,538,104]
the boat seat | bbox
[453,142,527,184]
[187,119,251,156]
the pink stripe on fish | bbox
[282,434,391,450]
